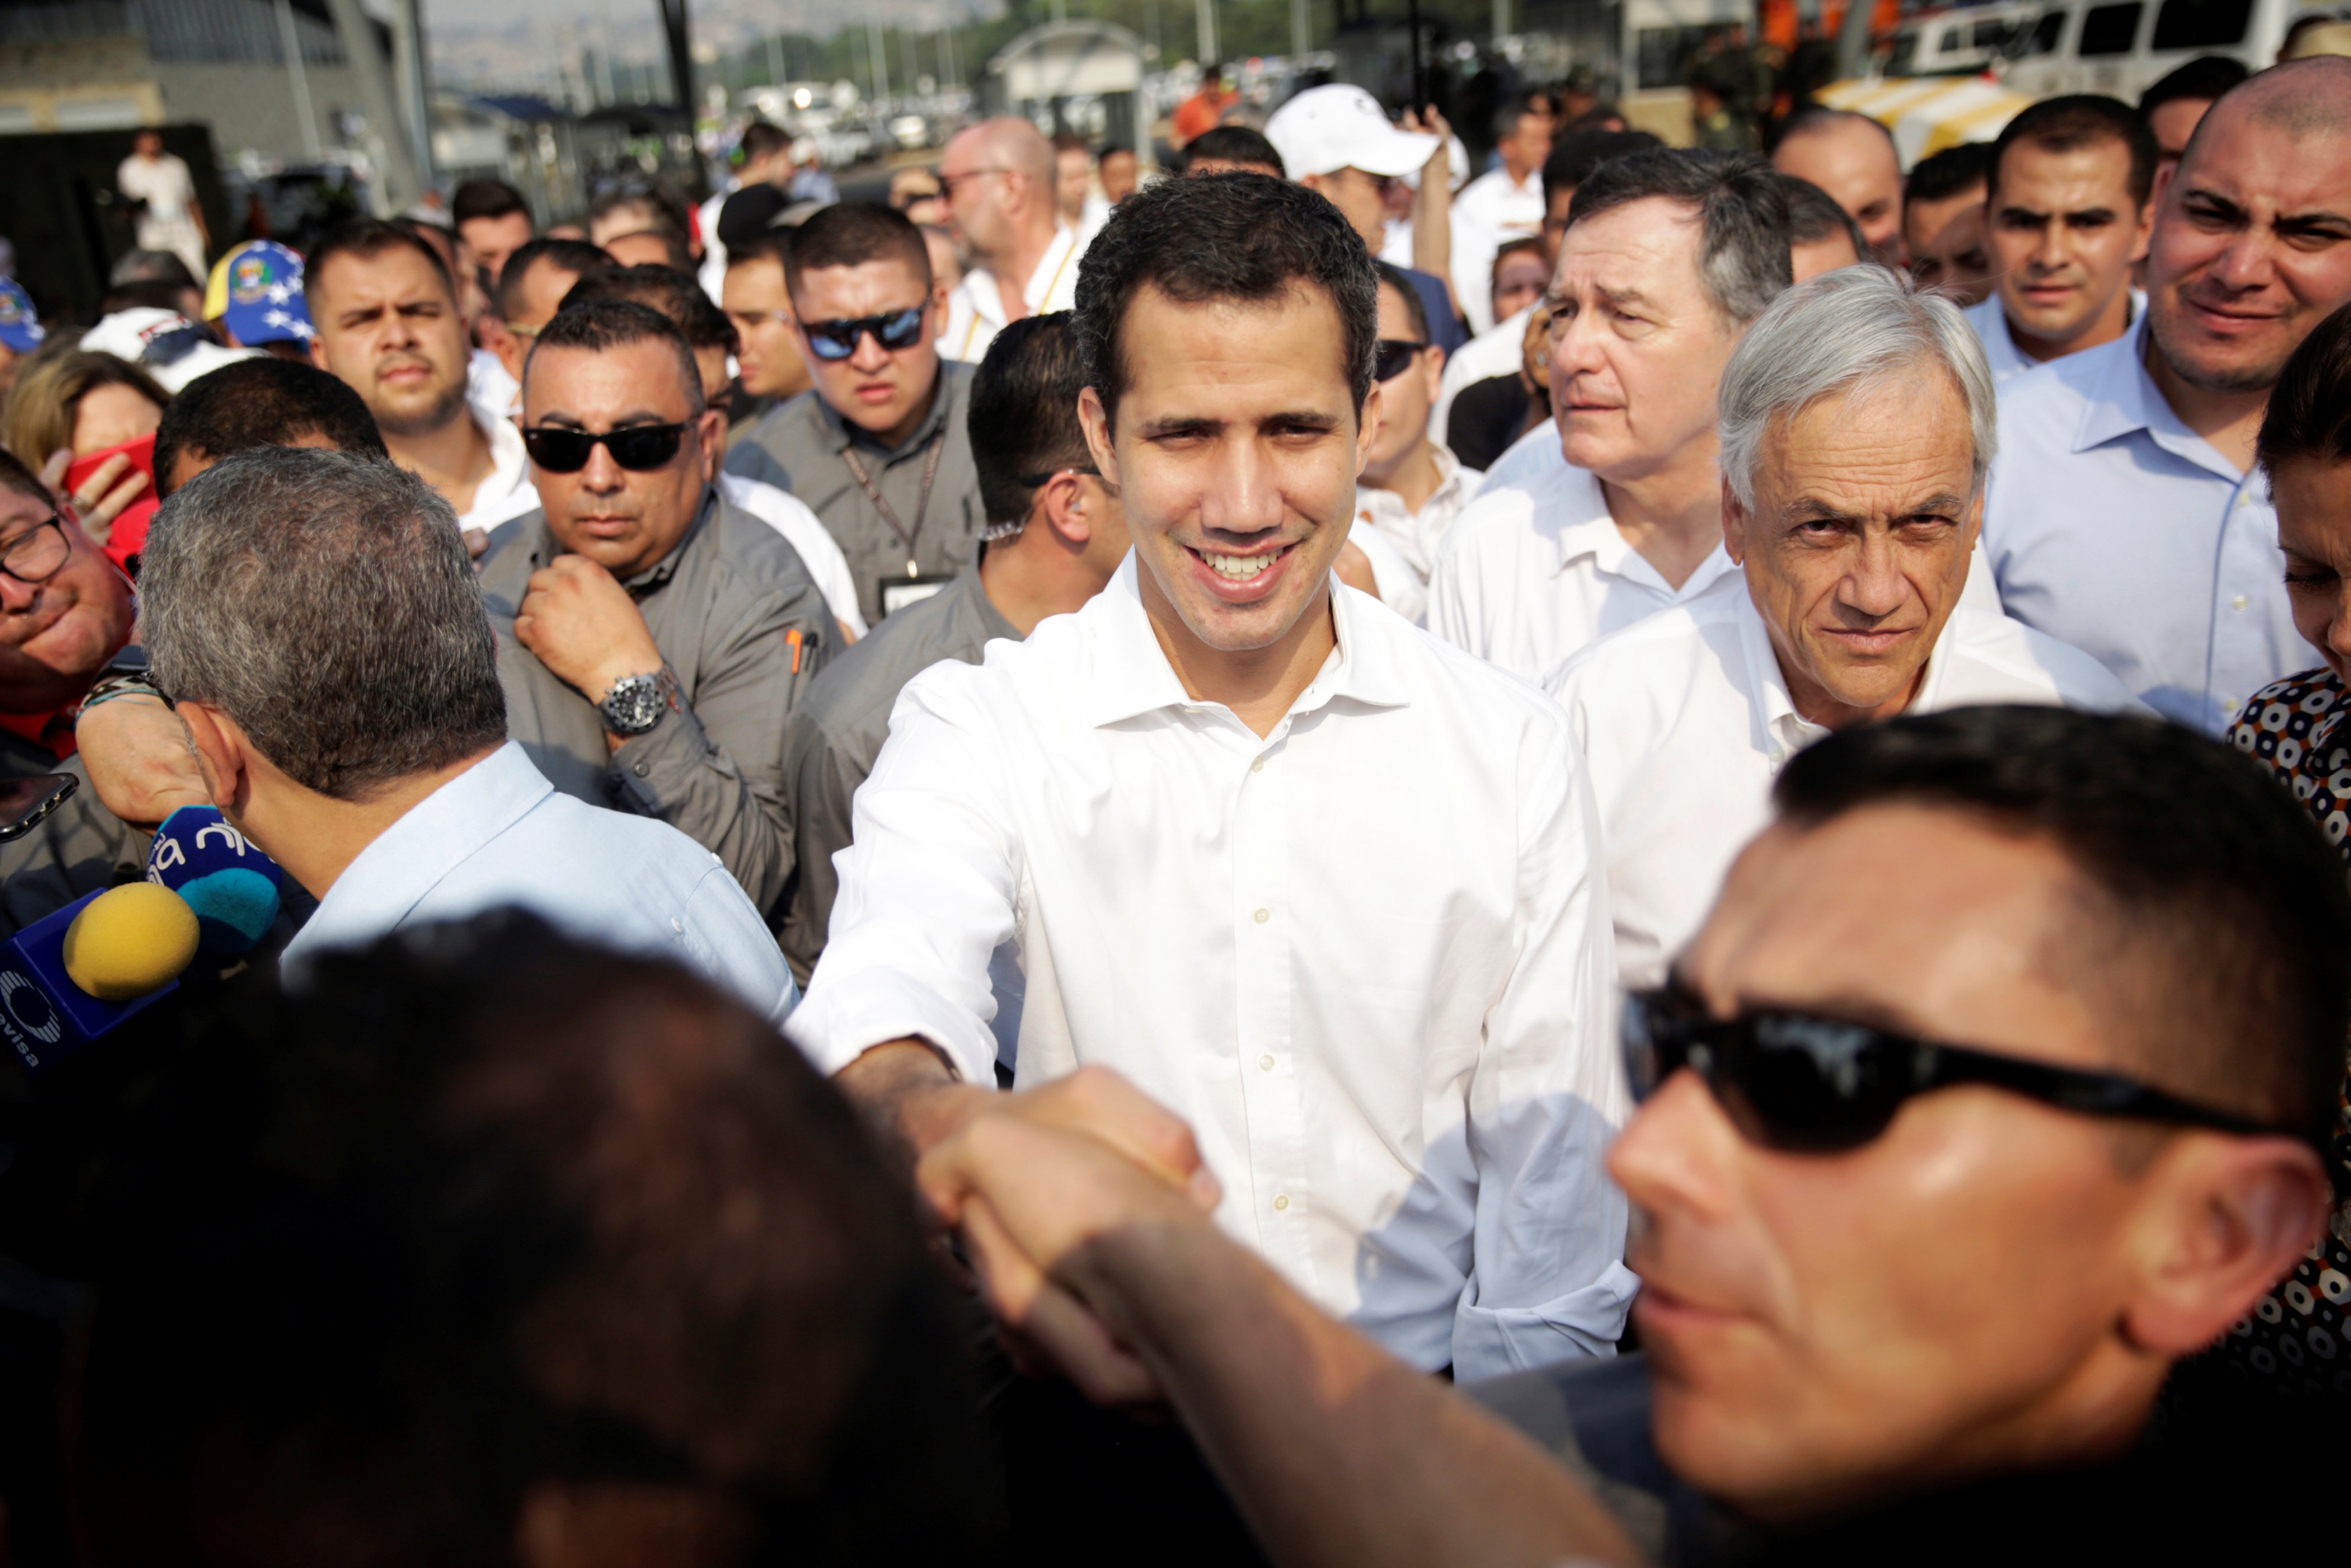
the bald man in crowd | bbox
[1772,109,1905,266]
[1983,57,2351,736]
[938,118,1083,365]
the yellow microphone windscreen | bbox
[63,884,201,1001]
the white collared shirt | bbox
[789,555,1634,1377]
[1547,591,2139,990]
[1428,459,1743,684]
[1355,441,1482,583]
[1475,416,1563,499]
[457,398,537,537]
[1433,305,1533,441]
[941,223,1084,365]
[1983,315,2296,735]
[1963,289,2147,386]
[281,742,796,1022]
[1449,167,1544,336]
[717,471,871,638]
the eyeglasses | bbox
[1622,975,2314,1158]
[0,514,72,586]
[798,307,927,362]
[521,423,690,474]
[1373,339,1428,382]
[938,167,1012,197]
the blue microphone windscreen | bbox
[147,806,283,952]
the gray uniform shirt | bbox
[477,488,834,918]
[778,562,1018,979]
[731,361,984,627]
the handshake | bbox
[867,1050,1232,1411]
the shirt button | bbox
[2233,594,2250,611]
[1258,1054,1275,1070]
[1273,1194,1290,1211]
[633,763,650,777]
[1253,908,1270,924]
[670,917,683,933]
[1250,756,1264,772]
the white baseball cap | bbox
[80,309,259,394]
[1264,85,1441,181]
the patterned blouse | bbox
[2222,668,2351,1401]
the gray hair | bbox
[143,447,506,801]
[1566,147,1794,328]
[1718,266,1997,509]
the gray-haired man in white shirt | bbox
[1549,267,2135,990]
[1427,148,1787,684]
[789,172,1629,1393]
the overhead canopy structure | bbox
[991,21,1145,100]
[984,21,1152,161]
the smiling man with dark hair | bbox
[789,168,1631,1553]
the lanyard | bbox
[840,424,946,577]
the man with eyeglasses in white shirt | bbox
[787,175,1629,1547]
[1549,267,2135,993]
[1426,148,1779,684]
[938,118,1085,366]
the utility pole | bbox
[868,19,892,102]
[390,0,434,196]
[1195,0,1217,67]
[270,0,321,159]
[1292,0,1310,56]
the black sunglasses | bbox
[1623,976,2317,1161]
[800,307,926,362]
[1373,338,1427,382]
[521,423,689,474]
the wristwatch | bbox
[597,666,675,738]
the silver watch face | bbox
[600,672,666,735]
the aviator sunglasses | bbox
[800,307,927,361]
[521,423,689,474]
[1622,975,2325,1167]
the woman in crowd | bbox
[0,348,167,558]
[2216,297,2351,1406]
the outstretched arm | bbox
[920,1113,1648,1568]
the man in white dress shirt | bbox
[789,173,1630,1391]
[1450,99,1554,336]
[1429,149,1787,683]
[307,220,536,549]
[1983,58,2351,735]
[1961,96,2154,385]
[1551,268,2135,989]
[938,118,1083,365]
[140,447,794,1022]
[1348,263,1481,619]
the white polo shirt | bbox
[1428,457,1742,684]
[789,554,1634,1377]
[941,223,1084,365]
[1354,440,1482,583]
[1547,590,2139,989]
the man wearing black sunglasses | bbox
[731,203,983,628]
[475,299,834,919]
[912,705,2348,1563]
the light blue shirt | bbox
[1982,317,2297,736]
[281,742,796,1023]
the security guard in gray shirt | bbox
[479,299,833,917]
[779,313,1127,982]
[726,202,983,628]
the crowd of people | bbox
[0,49,2345,1564]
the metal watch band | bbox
[597,666,673,738]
